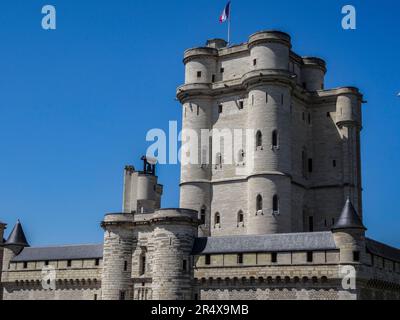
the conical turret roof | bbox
[332,199,366,231]
[5,220,29,247]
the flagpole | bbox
[228,2,231,45]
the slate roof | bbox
[192,232,337,255]
[332,199,366,231]
[5,220,29,247]
[12,244,103,262]
[366,238,400,262]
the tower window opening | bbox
[353,251,360,262]
[200,206,206,225]
[95,259,100,266]
[124,260,128,271]
[273,195,279,214]
[271,252,278,263]
[119,291,126,301]
[23,262,28,269]
[308,159,313,173]
[214,212,221,226]
[220,67,224,73]
[67,260,72,267]
[215,152,223,168]
[197,71,202,78]
[183,259,188,272]
[281,93,284,105]
[308,113,311,124]
[253,59,257,66]
[218,104,223,114]
[140,255,146,275]
[307,252,313,263]
[237,254,244,264]
[272,130,279,148]
[212,74,216,82]
[205,255,211,265]
[238,149,245,163]
[256,131,263,149]
[238,211,244,225]
[309,216,314,232]
[256,195,263,212]
[333,160,337,168]
[239,101,244,110]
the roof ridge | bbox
[23,243,103,249]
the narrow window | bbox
[308,159,313,173]
[194,293,199,300]
[256,195,263,212]
[251,95,254,106]
[238,211,244,224]
[238,149,245,163]
[95,259,100,266]
[212,74,215,82]
[67,260,72,267]
[302,112,305,121]
[327,112,330,118]
[256,131,262,148]
[200,206,206,225]
[216,152,222,167]
[273,195,279,214]
[309,216,314,232]
[238,101,244,110]
[303,82,307,89]
[333,160,337,168]
[140,256,146,275]
[205,255,211,265]
[23,262,28,269]
[197,105,199,116]
[353,251,360,262]
[324,219,327,227]
[197,71,202,78]
[94,294,98,300]
[124,260,128,271]
[307,252,313,263]
[45,261,49,266]
[237,254,244,264]
[302,148,308,178]
[332,218,335,225]
[266,92,269,103]
[218,104,223,114]
[220,67,224,73]
[308,113,311,124]
[281,93,284,105]
[253,59,257,66]
[272,130,278,148]
[271,253,277,263]
[182,259,187,271]
[215,212,221,225]
[119,291,126,301]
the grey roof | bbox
[12,244,103,262]
[366,238,400,262]
[5,220,29,248]
[332,199,366,231]
[192,232,337,255]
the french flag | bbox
[219,1,231,23]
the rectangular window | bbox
[333,160,337,168]
[95,259,100,266]
[205,254,211,265]
[308,159,313,173]
[353,251,360,262]
[271,252,277,263]
[94,294,98,300]
[307,252,313,263]
[237,254,244,265]
[253,59,257,66]
[45,261,49,266]
[119,291,126,301]
[23,262,28,269]
[281,94,284,105]
[140,256,146,275]
[327,112,330,118]
[212,74,215,82]
[218,104,223,114]
[220,67,224,73]
[67,260,72,267]
[239,101,244,110]
[197,71,202,78]
[124,260,128,271]
[309,216,314,232]
[182,259,187,271]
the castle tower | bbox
[177,30,364,236]
[150,209,199,300]
[332,199,367,264]
[2,220,30,278]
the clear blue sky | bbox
[0,0,399,247]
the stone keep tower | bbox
[177,31,363,237]
[101,158,199,300]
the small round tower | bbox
[2,220,29,273]
[301,57,327,91]
[332,199,367,264]
[101,214,134,300]
[150,209,199,300]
